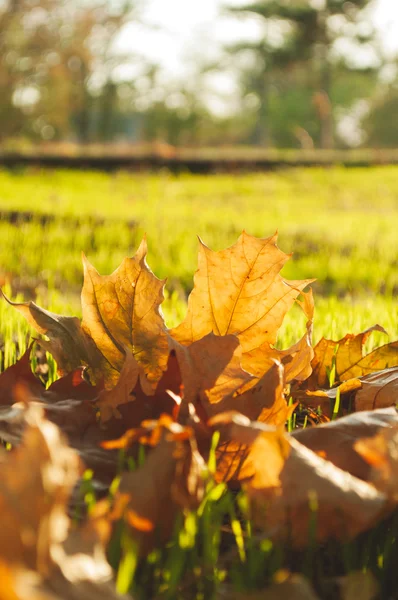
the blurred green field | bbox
[0,166,397,363]
[0,166,398,598]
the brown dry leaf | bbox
[206,362,289,483]
[250,435,388,546]
[2,238,170,390]
[105,417,206,555]
[0,526,128,600]
[0,348,99,440]
[211,413,389,545]
[0,562,30,600]
[278,288,315,383]
[0,405,80,571]
[97,333,253,432]
[170,232,313,377]
[96,350,153,427]
[0,406,129,600]
[292,407,398,480]
[37,371,100,442]
[0,346,43,405]
[298,377,362,418]
[334,571,379,600]
[95,350,141,422]
[222,360,288,425]
[4,567,128,600]
[0,292,100,378]
[48,518,125,600]
[297,366,398,419]
[353,366,398,411]
[209,412,290,485]
[81,237,169,388]
[306,325,398,390]
[96,350,179,437]
[0,396,117,501]
[345,340,398,378]
[13,572,127,600]
[218,572,320,600]
[0,351,117,489]
[171,333,254,418]
[251,288,315,386]
[355,424,398,499]
[0,564,61,600]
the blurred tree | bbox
[0,0,140,142]
[225,0,380,148]
[362,82,398,147]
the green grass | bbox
[1,283,396,375]
[0,165,397,368]
[0,166,398,598]
[0,167,398,296]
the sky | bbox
[115,0,398,116]
[119,0,398,76]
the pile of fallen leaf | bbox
[0,231,398,599]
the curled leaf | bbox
[297,367,398,418]
[0,292,99,378]
[81,238,170,388]
[2,238,171,390]
[307,325,396,390]
[355,424,398,499]
[353,366,398,411]
[211,412,390,545]
[292,407,398,480]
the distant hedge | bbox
[2,145,398,172]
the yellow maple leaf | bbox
[170,231,314,376]
[81,237,169,387]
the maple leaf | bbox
[170,232,314,377]
[2,238,170,389]
[175,360,289,484]
[97,333,256,430]
[2,233,314,428]
[277,288,315,383]
[0,292,100,378]
[306,325,398,390]
[81,238,169,387]
[208,360,288,429]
